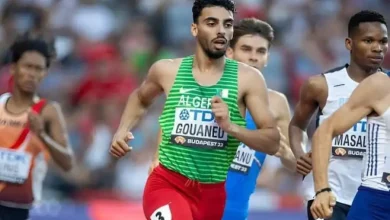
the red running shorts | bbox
[143,164,226,220]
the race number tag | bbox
[229,143,256,175]
[319,116,367,158]
[0,148,32,184]
[150,204,172,220]
[170,107,228,149]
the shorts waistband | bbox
[158,163,225,189]
[359,185,390,195]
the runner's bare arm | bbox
[289,75,326,158]
[116,60,165,133]
[40,102,74,171]
[228,67,280,155]
[312,73,386,191]
[270,91,296,171]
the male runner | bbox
[289,10,387,220]
[223,18,295,220]
[148,18,296,220]
[109,0,280,219]
[310,71,390,219]
[0,36,74,219]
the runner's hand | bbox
[211,96,230,131]
[28,110,44,134]
[148,159,159,175]
[110,131,134,158]
[310,191,336,219]
[296,152,312,175]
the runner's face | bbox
[192,6,234,59]
[227,34,270,70]
[11,51,47,94]
[347,22,388,70]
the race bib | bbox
[170,107,228,149]
[381,146,390,187]
[229,143,256,174]
[319,116,367,158]
[0,148,32,184]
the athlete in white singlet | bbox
[289,10,388,220]
[310,71,390,220]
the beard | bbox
[199,39,226,59]
[203,47,226,59]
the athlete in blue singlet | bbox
[222,18,296,220]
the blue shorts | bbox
[222,209,247,220]
[222,199,248,220]
[348,186,390,220]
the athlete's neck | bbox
[9,88,36,109]
[193,47,225,72]
[347,61,380,83]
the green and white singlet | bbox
[158,56,246,183]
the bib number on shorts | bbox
[170,107,228,149]
[150,204,172,220]
[229,143,256,175]
[0,148,32,184]
[319,116,367,158]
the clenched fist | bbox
[310,191,336,219]
[110,131,134,158]
[296,152,312,176]
[28,110,44,134]
[211,96,231,131]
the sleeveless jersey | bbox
[0,93,49,208]
[158,56,246,183]
[301,65,367,205]
[223,110,266,218]
[361,107,390,191]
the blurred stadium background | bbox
[0,0,389,219]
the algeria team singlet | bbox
[158,56,246,183]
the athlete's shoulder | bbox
[322,64,348,75]
[148,58,184,80]
[150,58,183,71]
[301,74,327,93]
[308,64,347,84]
[41,100,65,120]
[268,89,287,101]
[361,71,390,90]
[236,61,264,81]
[348,72,389,108]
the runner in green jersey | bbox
[109,1,280,219]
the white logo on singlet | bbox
[179,87,197,94]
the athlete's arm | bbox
[116,60,165,133]
[312,73,386,192]
[289,75,325,159]
[228,67,280,155]
[269,91,296,171]
[40,102,74,171]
